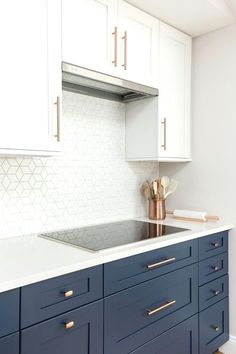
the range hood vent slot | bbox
[62,63,158,103]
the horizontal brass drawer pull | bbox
[147,300,176,316]
[64,290,74,298]
[211,242,220,248]
[147,257,176,269]
[64,321,74,329]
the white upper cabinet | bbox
[126,22,192,161]
[158,22,191,160]
[0,0,62,155]
[62,0,159,88]
[62,0,117,75]
[118,0,159,88]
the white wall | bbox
[160,23,236,349]
[0,91,158,239]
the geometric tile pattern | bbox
[0,91,158,238]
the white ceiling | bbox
[126,0,236,37]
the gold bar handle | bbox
[64,321,74,329]
[147,257,176,270]
[161,117,167,150]
[112,27,118,67]
[54,96,60,142]
[121,31,127,70]
[64,290,74,298]
[147,300,176,316]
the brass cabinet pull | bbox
[112,27,118,67]
[212,325,220,332]
[121,31,127,70]
[212,289,221,296]
[64,290,74,298]
[147,257,176,270]
[54,96,60,142]
[161,118,167,150]
[64,321,74,329]
[212,265,221,271]
[211,242,220,248]
[147,300,176,316]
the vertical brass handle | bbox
[161,118,167,150]
[112,27,118,67]
[121,31,127,70]
[147,300,176,316]
[64,321,74,329]
[54,96,60,142]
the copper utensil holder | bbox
[149,199,166,220]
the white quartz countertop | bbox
[0,217,233,293]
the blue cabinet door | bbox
[0,288,19,338]
[199,297,229,354]
[21,265,103,328]
[104,264,198,354]
[104,239,198,295]
[21,300,103,354]
[0,333,19,354]
[131,315,198,354]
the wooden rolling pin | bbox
[167,209,220,222]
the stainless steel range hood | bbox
[62,62,159,103]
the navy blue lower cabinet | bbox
[21,300,103,354]
[104,239,198,295]
[21,265,103,328]
[0,333,19,354]
[199,297,229,354]
[130,315,198,354]
[104,264,198,354]
[199,252,228,286]
[0,288,19,337]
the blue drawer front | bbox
[21,265,103,328]
[199,231,228,260]
[199,297,229,354]
[199,252,228,286]
[0,289,19,338]
[21,300,103,354]
[199,275,228,311]
[0,333,19,354]
[104,239,198,295]
[130,315,198,354]
[104,264,198,354]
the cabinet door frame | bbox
[158,22,192,160]
[118,0,159,88]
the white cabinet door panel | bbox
[159,23,191,159]
[118,0,159,88]
[0,0,61,154]
[62,0,117,75]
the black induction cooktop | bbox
[40,220,189,252]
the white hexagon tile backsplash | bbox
[0,91,158,239]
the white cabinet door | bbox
[158,22,191,160]
[0,0,61,155]
[118,0,159,88]
[62,0,117,75]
